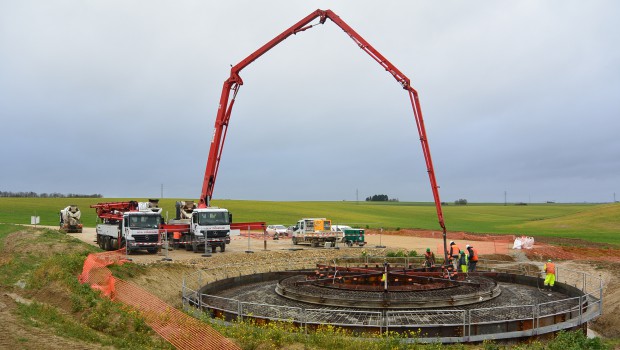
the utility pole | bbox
[161,184,163,199]
[356,188,359,204]
[504,191,507,206]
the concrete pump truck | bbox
[91,199,162,254]
[198,9,448,259]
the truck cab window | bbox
[197,212,229,225]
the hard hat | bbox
[547,259,552,262]
[426,248,431,252]
[450,241,455,245]
[466,244,470,249]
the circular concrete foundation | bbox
[186,260,601,343]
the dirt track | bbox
[67,227,511,264]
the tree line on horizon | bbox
[365,194,399,202]
[0,191,103,198]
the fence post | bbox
[182,275,186,299]
[303,308,307,335]
[197,292,202,312]
[578,295,583,326]
[162,230,172,261]
[532,304,537,335]
[582,273,586,293]
[468,309,472,337]
[599,275,603,316]
[382,310,387,335]
[238,300,243,321]
[462,310,467,341]
[125,239,131,261]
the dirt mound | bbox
[480,254,515,262]
[525,244,620,263]
[4,228,86,257]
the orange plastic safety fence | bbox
[79,250,240,350]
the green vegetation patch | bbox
[2,198,619,244]
[204,316,609,350]
[0,224,172,349]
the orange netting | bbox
[78,249,240,350]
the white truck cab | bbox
[292,218,339,247]
[95,202,163,254]
[183,207,232,253]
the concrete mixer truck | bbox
[59,205,83,233]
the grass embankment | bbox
[0,224,172,349]
[2,198,618,245]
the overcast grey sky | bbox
[1,1,618,203]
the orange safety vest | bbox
[450,244,460,257]
[545,262,555,274]
[173,231,181,240]
[469,247,478,262]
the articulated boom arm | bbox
[90,201,139,222]
[200,9,447,259]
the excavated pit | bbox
[190,260,600,342]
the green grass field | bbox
[1,198,618,245]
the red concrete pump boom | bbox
[200,9,449,261]
[90,201,139,222]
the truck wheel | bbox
[192,242,199,253]
[347,241,353,247]
[104,237,112,251]
[311,240,319,248]
[292,237,298,245]
[211,245,217,253]
[111,238,118,250]
[147,247,158,254]
[220,244,226,252]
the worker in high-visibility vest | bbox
[424,248,436,268]
[448,241,460,269]
[458,251,468,273]
[172,231,181,250]
[543,259,556,291]
[466,244,479,272]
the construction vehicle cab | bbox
[292,218,339,247]
[166,202,232,253]
[92,200,162,254]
